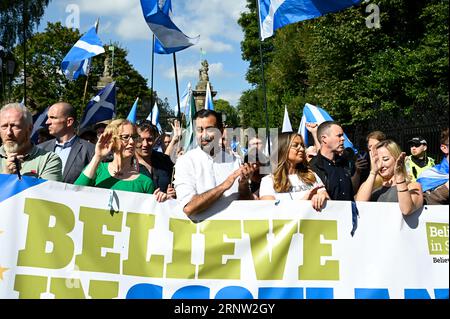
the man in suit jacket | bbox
[38,102,95,184]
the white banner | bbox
[0,175,448,299]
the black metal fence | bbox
[349,107,449,162]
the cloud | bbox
[76,0,248,52]
[163,62,230,80]
[216,91,242,106]
[115,5,152,40]
[78,0,134,15]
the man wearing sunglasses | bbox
[405,136,435,182]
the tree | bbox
[11,22,159,123]
[214,99,239,127]
[237,0,449,130]
[0,0,51,49]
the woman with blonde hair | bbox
[355,139,423,215]
[75,119,167,201]
[259,132,329,211]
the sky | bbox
[36,0,252,111]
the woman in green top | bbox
[75,119,168,201]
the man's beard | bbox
[3,141,19,154]
[200,137,220,156]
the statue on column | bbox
[199,60,209,82]
[103,55,111,78]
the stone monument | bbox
[193,59,217,111]
[96,54,114,90]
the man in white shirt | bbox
[174,109,254,220]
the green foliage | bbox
[8,22,176,130]
[237,0,449,129]
[214,99,239,127]
[0,0,51,49]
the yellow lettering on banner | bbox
[89,280,119,299]
[75,207,122,274]
[123,213,164,277]
[50,277,85,299]
[299,220,339,280]
[18,198,75,268]
[14,274,48,299]
[166,219,197,279]
[244,219,298,280]
[198,220,241,280]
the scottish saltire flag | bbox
[61,26,105,80]
[204,82,214,111]
[282,105,293,133]
[298,103,356,151]
[153,0,190,55]
[417,158,449,192]
[79,82,116,130]
[127,98,139,124]
[140,0,199,53]
[258,0,361,40]
[31,107,49,144]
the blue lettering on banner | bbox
[354,288,390,299]
[258,287,303,299]
[125,285,446,299]
[215,286,253,299]
[172,285,210,299]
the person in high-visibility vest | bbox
[405,136,435,181]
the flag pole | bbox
[255,0,271,156]
[173,53,181,122]
[150,34,155,110]
[22,0,28,104]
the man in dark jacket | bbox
[309,121,354,201]
[135,120,174,193]
[38,102,95,184]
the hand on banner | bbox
[153,188,168,203]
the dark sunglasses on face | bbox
[410,143,423,148]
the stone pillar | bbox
[193,59,216,112]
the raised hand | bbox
[395,152,407,176]
[95,131,114,159]
[305,122,318,133]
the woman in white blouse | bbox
[259,132,329,211]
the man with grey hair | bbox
[0,103,62,181]
[39,101,94,184]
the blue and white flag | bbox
[298,103,356,151]
[149,102,162,133]
[61,26,105,80]
[127,97,139,124]
[31,107,49,144]
[204,82,214,111]
[175,82,191,118]
[282,105,293,133]
[417,158,449,192]
[153,0,186,55]
[79,82,116,130]
[258,0,361,40]
[140,0,199,53]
